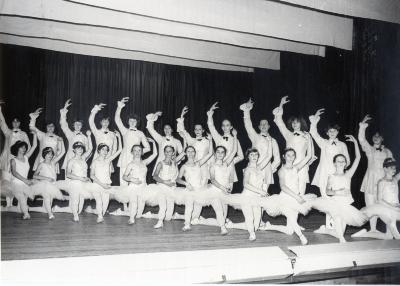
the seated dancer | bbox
[207,102,244,182]
[240,99,280,189]
[1,136,37,219]
[30,145,66,219]
[309,108,350,228]
[173,135,227,234]
[29,108,64,174]
[85,132,122,216]
[138,145,185,229]
[272,96,315,195]
[89,103,117,171]
[54,140,104,223]
[352,158,400,240]
[115,97,150,187]
[108,138,158,224]
[177,106,212,181]
[259,133,315,245]
[59,99,90,173]
[309,135,367,243]
[146,111,183,174]
[352,115,394,236]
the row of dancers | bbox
[0,97,399,244]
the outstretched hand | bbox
[279,96,290,107]
[180,106,189,118]
[345,135,357,143]
[239,98,254,111]
[360,114,371,127]
[118,97,129,108]
[154,111,163,117]
[207,102,219,116]
[63,99,72,109]
[30,107,43,118]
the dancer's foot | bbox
[48,214,55,220]
[128,218,135,225]
[220,226,228,236]
[172,212,181,220]
[182,224,191,232]
[249,232,256,241]
[154,220,163,229]
[97,216,104,223]
[22,214,30,220]
[339,237,347,243]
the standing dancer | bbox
[3,136,37,219]
[89,103,117,172]
[115,97,150,186]
[29,108,64,173]
[207,102,244,182]
[352,115,393,236]
[272,96,315,195]
[30,146,66,219]
[352,158,400,240]
[310,135,366,243]
[146,111,183,174]
[59,99,90,172]
[177,106,211,180]
[259,134,315,245]
[240,98,280,191]
[108,138,158,224]
[87,132,122,216]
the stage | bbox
[2,202,400,283]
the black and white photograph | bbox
[1,0,400,284]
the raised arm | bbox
[108,131,123,162]
[176,106,196,145]
[233,140,244,165]
[270,139,281,173]
[25,132,37,159]
[114,97,129,136]
[83,131,93,161]
[28,108,45,138]
[59,99,73,138]
[295,133,313,171]
[0,104,11,135]
[308,108,325,148]
[257,138,273,170]
[198,134,214,166]
[224,129,238,166]
[206,102,223,144]
[358,115,373,153]
[240,98,258,144]
[145,112,164,145]
[143,138,158,166]
[52,138,66,164]
[345,135,361,177]
[272,96,292,141]
[89,103,105,137]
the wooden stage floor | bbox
[1,200,378,261]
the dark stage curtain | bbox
[1,18,399,207]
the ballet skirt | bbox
[309,174,367,226]
[1,178,14,197]
[10,156,34,199]
[31,163,64,200]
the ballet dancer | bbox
[272,96,315,195]
[115,97,150,186]
[259,134,315,245]
[89,103,117,171]
[59,99,90,171]
[2,136,38,219]
[207,102,244,182]
[146,111,183,174]
[240,98,280,189]
[86,132,122,216]
[352,158,400,240]
[29,108,64,173]
[30,145,66,219]
[352,115,393,236]
[310,135,366,243]
[108,138,158,224]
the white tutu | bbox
[191,186,224,206]
[168,187,194,205]
[259,193,315,217]
[1,179,13,198]
[309,197,367,226]
[55,180,100,199]
[107,185,141,204]
[140,184,168,206]
[31,181,64,200]
[361,204,400,223]
[10,180,34,200]
[222,193,261,210]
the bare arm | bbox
[308,109,326,148]
[176,165,190,188]
[233,140,244,165]
[197,135,213,166]
[114,98,129,136]
[141,132,151,154]
[108,132,123,162]
[272,96,292,141]
[143,139,158,166]
[240,99,258,143]
[224,130,238,166]
[270,139,281,172]
[89,104,104,137]
[206,102,223,144]
[59,99,73,138]
[145,112,165,144]
[28,108,45,138]
[358,115,373,153]
[257,139,273,170]
[0,105,11,135]
[53,138,66,163]
[83,131,93,161]
[345,135,360,177]
[25,133,37,158]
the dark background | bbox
[1,19,399,208]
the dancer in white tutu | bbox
[108,138,158,224]
[89,103,117,171]
[352,158,400,240]
[29,108,64,173]
[177,106,212,180]
[207,102,244,182]
[146,111,183,174]
[30,145,66,219]
[240,98,280,189]
[272,96,315,195]
[174,136,227,234]
[54,140,104,223]
[115,97,150,186]
[352,115,394,236]
[310,135,367,243]
[2,137,37,219]
[259,134,315,245]
[86,132,122,216]
[59,99,90,172]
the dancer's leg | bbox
[15,194,29,219]
[165,197,175,221]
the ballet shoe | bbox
[48,214,55,220]
[220,226,228,236]
[249,233,256,241]
[182,224,191,232]
[259,221,267,229]
[22,214,31,220]
[153,221,163,229]
[300,235,308,245]
[191,218,200,225]
[97,216,104,223]
[73,215,79,222]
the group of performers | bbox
[0,96,399,245]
